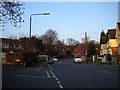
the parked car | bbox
[73,56,83,63]
[53,58,58,62]
[48,58,55,64]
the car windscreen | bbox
[49,58,54,61]
[75,56,81,58]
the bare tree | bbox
[0,0,25,29]
[41,29,58,45]
[66,38,80,46]
[54,40,66,58]
[41,29,58,56]
[81,36,90,44]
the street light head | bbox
[42,13,50,15]
[31,13,50,16]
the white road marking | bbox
[55,78,58,80]
[48,64,53,70]
[95,69,117,75]
[48,70,63,88]
[49,70,56,78]
[57,81,60,84]
[59,85,63,88]
[16,74,47,78]
[53,75,56,78]
[46,71,51,78]
[49,70,55,76]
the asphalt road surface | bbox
[2,58,120,89]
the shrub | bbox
[23,52,39,67]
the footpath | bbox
[2,62,51,72]
[87,61,120,68]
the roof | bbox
[100,35,108,44]
[72,44,86,56]
[117,22,120,30]
[108,29,116,39]
[2,38,20,42]
[100,30,105,36]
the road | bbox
[2,58,119,88]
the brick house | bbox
[1,38,24,64]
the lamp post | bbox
[29,13,50,52]
[30,13,50,39]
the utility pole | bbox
[85,32,88,63]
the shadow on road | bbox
[2,62,51,72]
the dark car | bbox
[48,58,55,64]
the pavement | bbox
[2,62,51,72]
[76,61,119,68]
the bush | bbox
[23,52,39,67]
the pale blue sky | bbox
[2,2,118,43]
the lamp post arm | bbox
[31,13,50,16]
[29,13,50,39]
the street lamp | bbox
[29,13,50,52]
[29,13,50,39]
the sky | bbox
[2,1,118,43]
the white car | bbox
[53,58,58,62]
[73,56,83,63]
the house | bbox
[100,22,120,63]
[106,29,118,55]
[2,38,23,52]
[100,29,118,55]
[115,22,120,61]
[100,31,108,55]
[72,44,86,62]
[1,38,24,64]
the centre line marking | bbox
[53,75,56,78]
[49,70,55,76]
[59,85,63,88]
[48,64,53,70]
[48,70,63,88]
[57,81,60,84]
[46,71,51,78]
[55,78,58,80]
